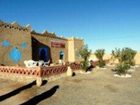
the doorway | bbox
[59,51,64,60]
[39,47,50,62]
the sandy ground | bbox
[0,66,140,105]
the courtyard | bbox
[0,66,140,105]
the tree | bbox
[79,45,91,71]
[112,47,136,65]
[111,48,121,64]
[95,49,105,67]
[112,47,137,75]
[120,47,136,65]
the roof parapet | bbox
[0,20,31,32]
[11,21,20,27]
[42,30,48,34]
[26,24,32,31]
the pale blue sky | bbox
[0,0,140,53]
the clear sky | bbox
[0,0,140,53]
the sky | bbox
[0,0,140,53]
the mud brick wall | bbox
[31,32,68,64]
[0,21,32,66]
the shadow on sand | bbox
[0,80,47,101]
[20,85,59,105]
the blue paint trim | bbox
[9,47,22,64]
[21,42,27,48]
[2,40,10,47]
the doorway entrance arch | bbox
[39,47,50,62]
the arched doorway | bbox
[39,47,50,62]
[32,37,51,62]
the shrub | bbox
[112,47,136,66]
[112,47,136,75]
[111,48,121,63]
[112,48,121,59]
[115,63,130,75]
[120,48,136,66]
[79,45,91,71]
[98,60,105,67]
[81,60,89,70]
[95,49,105,67]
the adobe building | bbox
[0,20,84,66]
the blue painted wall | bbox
[9,47,22,64]
[2,40,10,47]
[21,42,27,48]
[1,40,28,64]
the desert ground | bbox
[0,66,140,105]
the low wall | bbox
[0,66,41,84]
[69,63,81,70]
[0,64,82,86]
[41,65,67,77]
[0,66,41,77]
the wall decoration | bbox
[51,41,65,48]
[2,40,10,47]
[21,42,27,48]
[9,47,22,63]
